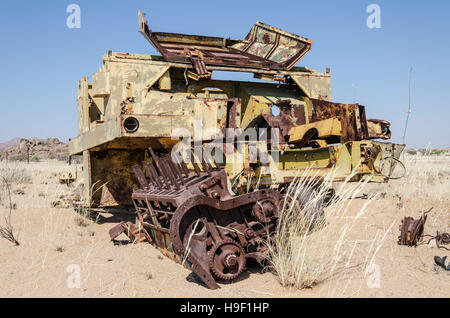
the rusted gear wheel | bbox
[209,239,246,281]
[252,199,278,223]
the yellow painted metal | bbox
[288,117,342,143]
[68,51,405,207]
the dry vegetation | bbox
[266,152,450,296]
[268,168,376,290]
[0,152,448,298]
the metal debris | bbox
[51,194,81,209]
[398,208,450,252]
[398,211,429,247]
[425,232,450,251]
[58,171,77,185]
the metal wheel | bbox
[209,239,246,281]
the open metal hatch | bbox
[138,10,312,78]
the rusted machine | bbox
[110,148,281,289]
[69,11,405,288]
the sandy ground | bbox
[0,158,449,298]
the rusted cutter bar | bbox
[109,147,281,289]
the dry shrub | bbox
[0,177,20,246]
[74,210,91,227]
[72,180,105,227]
[0,162,32,185]
[267,167,383,290]
[0,162,32,207]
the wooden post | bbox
[27,145,30,164]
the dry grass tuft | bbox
[267,167,379,290]
[0,162,32,187]
[74,210,91,227]
[267,153,450,294]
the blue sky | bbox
[0,0,449,148]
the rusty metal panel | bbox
[310,99,369,143]
[288,117,343,144]
[231,22,313,70]
[90,149,146,207]
[367,119,391,140]
[291,72,332,101]
[138,10,312,72]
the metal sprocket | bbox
[209,239,246,281]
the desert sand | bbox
[0,155,449,298]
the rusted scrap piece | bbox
[59,171,77,185]
[138,10,312,75]
[51,193,81,209]
[262,99,387,147]
[398,208,450,251]
[434,232,450,249]
[184,48,211,79]
[425,232,450,251]
[109,221,151,243]
[398,214,427,247]
[111,147,281,289]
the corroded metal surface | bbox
[138,10,312,75]
[398,214,427,247]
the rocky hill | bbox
[0,138,20,150]
[0,138,68,161]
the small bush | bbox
[0,165,32,186]
[30,155,40,162]
[418,149,446,156]
[431,150,445,156]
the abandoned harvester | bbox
[68,11,405,289]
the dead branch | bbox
[0,176,20,246]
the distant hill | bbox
[0,138,21,150]
[0,138,68,161]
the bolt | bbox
[211,191,220,199]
